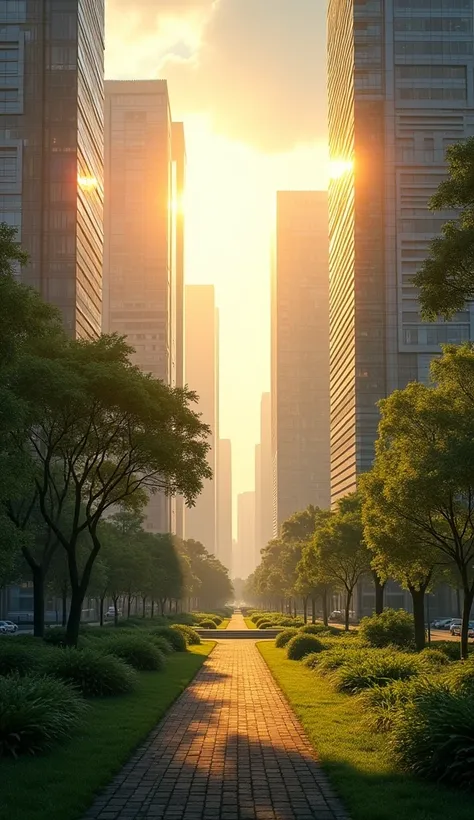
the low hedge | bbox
[275,628,299,648]
[359,609,415,649]
[171,624,201,645]
[103,636,166,672]
[44,647,138,697]
[0,674,86,758]
[287,634,324,661]
[0,642,46,676]
[198,619,218,629]
[332,651,421,694]
[150,627,187,652]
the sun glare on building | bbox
[78,175,98,191]
[328,159,354,180]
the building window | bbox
[0,1,26,22]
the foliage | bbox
[103,636,166,672]
[0,642,46,676]
[359,609,415,649]
[151,636,175,655]
[275,628,299,648]
[432,640,470,662]
[300,623,338,636]
[359,677,442,733]
[150,627,187,652]
[43,627,69,647]
[0,674,86,758]
[286,633,324,661]
[418,648,451,670]
[413,137,474,319]
[44,647,138,697]
[391,688,474,789]
[198,618,218,629]
[332,652,421,694]
[443,657,474,695]
[171,624,201,645]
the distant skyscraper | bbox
[328,0,474,503]
[1,1,104,338]
[104,80,182,532]
[235,491,256,579]
[271,191,330,533]
[259,392,273,550]
[184,285,218,553]
[255,442,262,565]
[217,439,232,571]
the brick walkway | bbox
[84,617,348,820]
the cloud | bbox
[106,0,327,153]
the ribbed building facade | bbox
[0,0,104,338]
[328,0,474,503]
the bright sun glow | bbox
[329,158,354,180]
[78,175,98,191]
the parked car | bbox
[0,620,17,634]
[329,610,356,623]
[449,619,474,637]
[432,618,454,630]
[0,623,7,634]
[105,606,121,619]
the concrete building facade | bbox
[217,438,232,572]
[271,191,331,534]
[0,0,104,338]
[235,491,256,580]
[184,284,218,554]
[328,0,474,503]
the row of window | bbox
[395,0,471,8]
[395,64,466,79]
[394,17,472,33]
[397,86,466,100]
[403,326,469,345]
[396,41,473,55]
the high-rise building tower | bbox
[104,80,182,532]
[217,439,232,572]
[328,0,474,503]
[258,392,273,550]
[184,285,218,553]
[0,1,104,338]
[271,192,331,533]
[235,491,256,579]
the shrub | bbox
[359,609,415,649]
[256,621,274,630]
[431,640,464,662]
[333,651,421,694]
[300,624,338,636]
[391,688,474,789]
[171,624,201,645]
[150,627,187,652]
[104,636,166,671]
[275,628,299,648]
[287,634,324,661]
[151,636,174,655]
[43,627,68,647]
[419,647,451,670]
[168,613,195,626]
[360,678,441,733]
[303,652,323,670]
[44,647,138,697]
[0,674,86,758]
[0,642,46,676]
[317,646,367,675]
[198,619,218,629]
[443,658,474,695]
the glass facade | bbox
[328,0,474,503]
[0,0,104,338]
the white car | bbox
[105,607,121,619]
[0,620,17,633]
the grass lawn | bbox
[244,617,257,629]
[0,643,214,820]
[259,643,474,820]
[217,618,230,629]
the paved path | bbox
[84,629,347,820]
[226,611,249,630]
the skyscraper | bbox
[0,1,104,338]
[104,80,182,532]
[259,392,273,550]
[217,439,232,572]
[271,192,331,533]
[254,442,262,565]
[328,0,474,503]
[235,491,256,579]
[184,285,218,553]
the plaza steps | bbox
[196,628,280,639]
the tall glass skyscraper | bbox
[0,0,104,338]
[328,0,474,503]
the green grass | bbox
[0,643,214,820]
[258,643,474,820]
[244,618,257,629]
[216,619,230,630]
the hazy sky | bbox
[106,0,329,506]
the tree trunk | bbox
[160,599,165,616]
[127,594,132,618]
[32,565,45,638]
[344,590,352,632]
[142,596,147,618]
[61,585,67,627]
[322,588,329,627]
[113,597,119,627]
[303,596,308,624]
[460,586,474,660]
[311,597,316,624]
[66,588,83,647]
[151,599,155,618]
[408,586,426,651]
[373,572,385,615]
[99,596,105,627]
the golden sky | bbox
[106,0,329,506]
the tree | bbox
[5,334,211,645]
[414,137,474,319]
[361,472,443,650]
[370,355,474,658]
[315,494,370,631]
[281,505,323,542]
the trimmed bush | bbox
[391,688,474,789]
[43,627,68,647]
[275,628,299,648]
[257,621,274,630]
[44,646,138,697]
[171,624,201,645]
[0,642,46,676]
[333,651,421,694]
[431,640,464,662]
[198,619,218,629]
[104,636,166,671]
[317,647,367,675]
[359,609,415,649]
[360,678,441,733]
[443,658,474,695]
[150,627,187,652]
[419,647,451,670]
[0,674,86,758]
[303,652,323,670]
[168,613,195,626]
[300,624,338,636]
[150,636,174,654]
[287,634,324,661]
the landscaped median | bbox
[258,610,474,820]
[0,641,214,820]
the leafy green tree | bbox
[315,493,371,631]
[5,334,211,645]
[414,137,474,318]
[281,505,323,542]
[370,353,474,658]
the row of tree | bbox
[247,138,474,659]
[0,224,216,645]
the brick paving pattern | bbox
[84,613,348,820]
